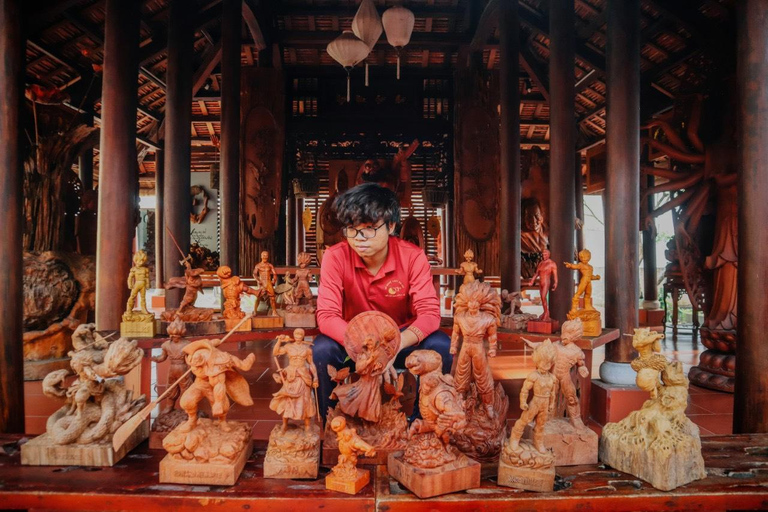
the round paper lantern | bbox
[382,5,415,79]
[326,30,370,101]
[352,0,383,86]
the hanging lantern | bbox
[327,30,370,102]
[352,0,383,87]
[382,5,415,79]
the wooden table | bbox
[1,434,767,511]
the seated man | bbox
[314,183,452,421]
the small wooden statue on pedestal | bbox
[252,250,284,328]
[149,318,194,448]
[388,350,480,498]
[21,325,147,466]
[523,319,598,465]
[218,265,258,331]
[498,339,557,492]
[449,281,509,462]
[323,312,408,465]
[264,329,321,479]
[121,250,156,337]
[564,248,601,336]
[159,336,256,485]
[599,328,707,491]
[162,255,222,335]
[526,249,560,334]
[283,252,317,328]
[326,416,377,494]
[455,249,482,292]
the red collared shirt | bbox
[316,236,441,345]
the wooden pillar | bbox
[499,0,521,293]
[642,174,658,306]
[576,153,585,252]
[603,0,640,368]
[548,0,576,322]
[734,0,768,434]
[154,149,164,289]
[0,0,24,433]
[95,0,140,330]
[219,0,241,274]
[163,0,193,307]
[78,115,94,190]
[286,196,296,264]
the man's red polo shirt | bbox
[316,236,440,345]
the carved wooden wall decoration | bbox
[239,69,285,270]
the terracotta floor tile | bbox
[685,402,711,415]
[690,393,734,414]
[689,414,733,435]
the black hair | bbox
[332,183,401,227]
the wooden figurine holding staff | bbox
[264,328,322,479]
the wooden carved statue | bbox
[600,328,707,491]
[21,324,146,466]
[253,250,278,315]
[565,248,602,336]
[521,198,549,280]
[289,252,315,307]
[324,312,408,463]
[283,252,317,328]
[264,329,321,479]
[455,249,483,290]
[450,281,508,461]
[150,318,193,436]
[326,416,377,494]
[121,250,155,337]
[218,265,257,331]
[354,140,419,208]
[498,339,557,492]
[527,250,558,322]
[162,257,214,323]
[387,350,480,499]
[499,289,538,330]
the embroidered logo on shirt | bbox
[384,279,406,298]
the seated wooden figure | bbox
[218,265,258,331]
[121,250,156,338]
[599,328,707,491]
[21,324,147,466]
[498,339,557,492]
[326,416,377,495]
[523,319,598,465]
[264,329,321,479]
[449,281,509,462]
[526,250,560,334]
[564,248,602,336]
[388,350,481,499]
[283,251,317,328]
[323,311,409,465]
[159,336,256,486]
[252,250,284,328]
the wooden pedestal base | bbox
[21,421,149,467]
[263,424,320,479]
[326,468,370,495]
[323,447,395,466]
[284,311,317,328]
[526,319,560,334]
[160,438,253,486]
[567,309,601,337]
[252,315,284,329]
[224,317,252,332]
[524,419,598,466]
[387,451,481,498]
[120,319,156,338]
[497,458,555,492]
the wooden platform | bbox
[1,434,767,511]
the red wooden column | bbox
[601,0,640,382]
[95,0,140,330]
[154,149,164,289]
[163,0,193,307]
[0,0,24,433]
[78,115,94,190]
[220,0,241,274]
[642,174,659,307]
[548,0,576,323]
[499,0,521,293]
[735,0,768,434]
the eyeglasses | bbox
[343,223,387,239]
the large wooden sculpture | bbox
[526,249,559,333]
[218,265,258,331]
[121,250,156,338]
[642,94,738,393]
[323,312,407,465]
[264,329,321,479]
[600,328,707,491]
[159,334,256,485]
[565,248,602,336]
[498,339,557,492]
[388,350,480,498]
[449,281,508,462]
[520,197,550,280]
[524,319,598,465]
[149,318,193,448]
[283,252,316,328]
[252,250,283,328]
[21,325,147,466]
[326,416,376,495]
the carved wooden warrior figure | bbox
[217,265,258,320]
[329,416,376,480]
[270,329,319,433]
[253,250,278,314]
[125,250,151,317]
[456,249,483,288]
[151,318,192,416]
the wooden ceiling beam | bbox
[277,31,467,48]
[469,0,498,52]
[274,5,463,17]
[243,0,267,52]
[520,38,550,102]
